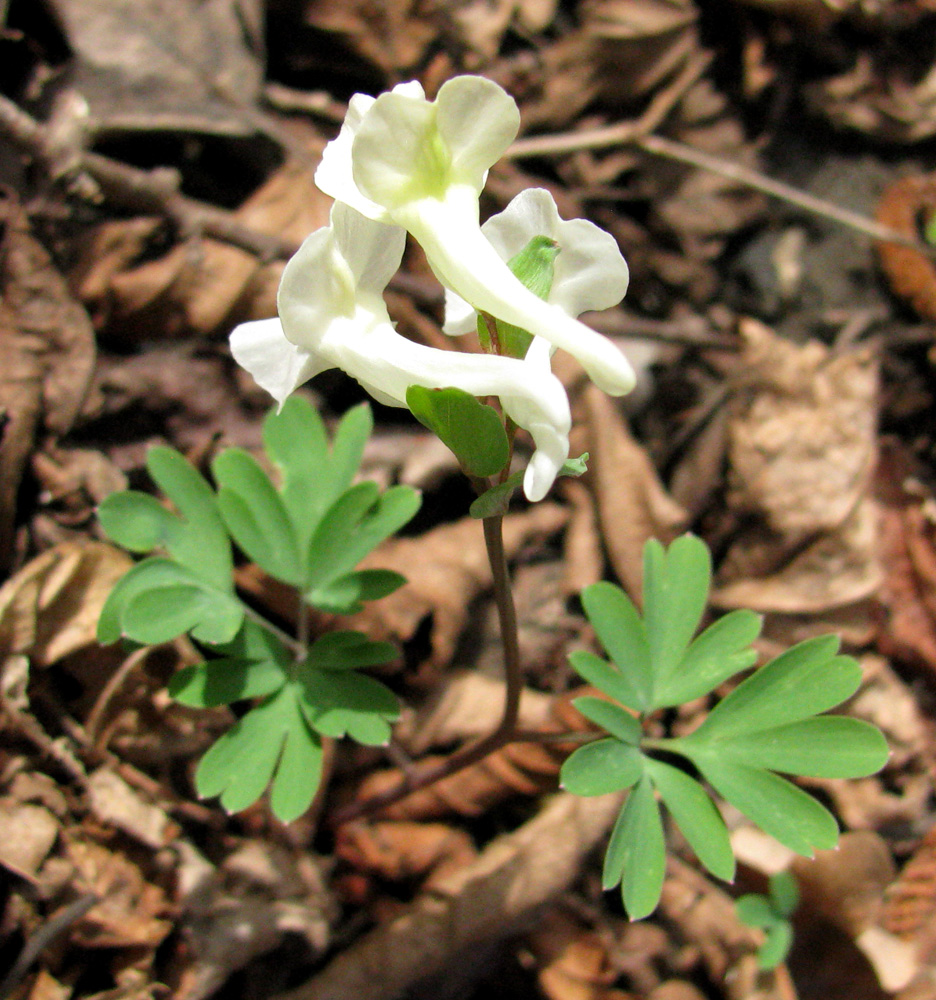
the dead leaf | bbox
[713,319,881,613]
[0,198,96,571]
[582,384,687,600]
[66,838,173,948]
[86,768,177,850]
[0,541,132,671]
[0,798,60,881]
[335,503,569,672]
[47,0,264,136]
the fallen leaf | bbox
[0,798,60,881]
[86,768,177,850]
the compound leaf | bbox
[644,757,735,882]
[560,738,643,797]
[606,775,666,920]
[580,582,652,711]
[572,697,641,745]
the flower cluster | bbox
[231,75,634,502]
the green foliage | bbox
[736,871,800,970]
[561,534,889,920]
[98,400,420,822]
[406,385,510,478]
[468,454,589,519]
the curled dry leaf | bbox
[582,383,687,600]
[72,146,331,340]
[0,198,96,570]
[875,173,936,323]
[0,798,60,882]
[85,767,177,850]
[346,690,594,821]
[281,792,623,1000]
[713,319,880,613]
[335,820,478,889]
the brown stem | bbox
[331,514,522,826]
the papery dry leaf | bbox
[560,478,605,596]
[66,838,172,948]
[86,768,177,850]
[526,909,628,1000]
[883,825,936,940]
[282,792,623,1000]
[0,541,132,671]
[336,820,478,888]
[806,48,936,144]
[346,690,593,821]
[713,319,880,613]
[73,145,330,341]
[0,198,96,570]
[875,174,936,323]
[339,502,569,671]
[0,798,60,881]
[47,0,264,135]
[582,384,687,600]
[26,969,72,1000]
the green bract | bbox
[736,871,799,970]
[560,534,889,920]
[97,399,420,821]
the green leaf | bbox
[168,656,286,707]
[571,697,641,744]
[655,609,762,706]
[97,491,176,552]
[568,651,645,715]
[610,776,666,920]
[305,483,420,601]
[263,398,372,553]
[145,447,232,588]
[560,738,643,796]
[469,471,524,519]
[310,569,408,615]
[735,894,776,929]
[268,709,325,823]
[644,757,735,882]
[691,758,839,856]
[406,385,509,478]
[758,922,793,971]
[710,716,889,778]
[688,638,860,741]
[307,631,399,671]
[580,582,652,711]
[559,453,588,478]
[96,557,243,645]
[769,871,799,918]
[212,448,304,585]
[642,535,711,692]
[297,659,400,745]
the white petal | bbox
[314,92,387,220]
[229,318,329,404]
[330,202,406,297]
[480,187,559,260]
[399,187,636,396]
[435,76,519,192]
[442,287,477,337]
[277,224,355,351]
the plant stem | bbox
[241,603,305,658]
[331,513,523,826]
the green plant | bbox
[97,397,420,821]
[559,535,889,919]
[736,871,800,970]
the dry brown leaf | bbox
[347,690,592,821]
[73,145,330,341]
[526,909,630,1000]
[0,798,60,881]
[281,791,623,1000]
[583,384,687,600]
[26,969,72,1000]
[66,838,173,949]
[336,502,569,671]
[0,541,132,672]
[0,198,97,571]
[86,768,177,850]
[336,820,478,888]
[560,478,605,596]
[713,319,880,613]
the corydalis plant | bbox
[97,399,420,821]
[560,535,889,920]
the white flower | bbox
[315,76,635,397]
[444,187,630,358]
[230,202,572,501]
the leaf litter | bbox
[2,1,936,998]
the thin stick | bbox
[331,514,523,825]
